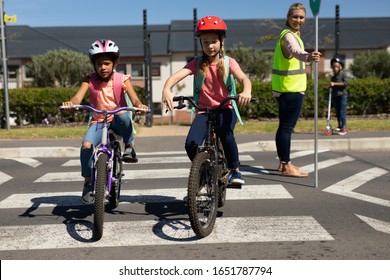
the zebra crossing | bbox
[0,149,388,252]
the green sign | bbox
[309,0,321,15]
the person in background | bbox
[329,56,349,135]
[271,3,322,177]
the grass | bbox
[0,118,389,139]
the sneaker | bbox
[227,170,245,186]
[338,128,348,136]
[122,146,138,163]
[82,182,94,204]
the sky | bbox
[4,0,390,27]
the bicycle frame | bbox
[59,104,147,195]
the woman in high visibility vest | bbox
[272,3,322,177]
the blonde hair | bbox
[199,42,227,80]
[286,3,306,27]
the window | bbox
[131,62,160,78]
[151,63,161,77]
[116,64,126,74]
[131,63,143,77]
[0,65,18,79]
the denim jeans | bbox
[185,108,239,169]
[80,113,133,178]
[332,94,347,129]
[275,92,305,163]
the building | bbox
[3,17,390,120]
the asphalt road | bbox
[0,132,389,260]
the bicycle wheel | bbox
[217,138,228,208]
[109,145,122,209]
[93,152,108,240]
[187,151,218,238]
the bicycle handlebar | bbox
[172,96,256,112]
[59,104,150,114]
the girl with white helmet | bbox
[162,16,252,186]
[62,39,147,204]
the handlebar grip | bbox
[173,96,184,102]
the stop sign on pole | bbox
[310,0,321,16]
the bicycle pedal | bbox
[226,184,242,189]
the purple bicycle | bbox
[60,104,148,240]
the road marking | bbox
[6,158,42,168]
[62,155,255,166]
[0,216,333,251]
[0,171,13,186]
[0,185,292,209]
[36,161,265,183]
[323,167,389,207]
[290,150,329,159]
[356,215,390,235]
[300,156,355,173]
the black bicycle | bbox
[173,95,248,238]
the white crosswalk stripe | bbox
[0,171,13,186]
[62,155,255,166]
[0,185,292,209]
[0,216,333,251]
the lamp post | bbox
[0,0,10,130]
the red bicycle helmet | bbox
[196,16,227,37]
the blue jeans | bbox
[332,94,347,129]
[185,108,240,169]
[275,92,304,163]
[80,113,133,178]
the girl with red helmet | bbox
[62,39,147,203]
[162,16,252,186]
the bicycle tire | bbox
[93,153,108,240]
[217,138,228,208]
[109,145,122,209]
[187,151,218,238]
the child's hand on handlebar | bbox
[135,102,149,114]
[162,90,175,111]
[237,92,252,108]
[61,101,76,111]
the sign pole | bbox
[310,0,321,188]
[0,0,10,130]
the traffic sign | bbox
[4,14,17,23]
[309,0,321,15]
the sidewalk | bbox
[0,125,389,158]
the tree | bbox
[350,50,390,79]
[227,43,273,81]
[26,49,93,87]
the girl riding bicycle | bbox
[62,39,147,204]
[162,16,252,186]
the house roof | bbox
[6,17,390,59]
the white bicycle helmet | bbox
[89,39,119,61]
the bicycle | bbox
[172,95,252,238]
[59,104,148,240]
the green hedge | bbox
[1,78,389,125]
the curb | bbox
[1,137,389,158]
[237,137,390,152]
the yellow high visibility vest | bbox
[272,29,307,93]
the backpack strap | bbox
[223,56,243,125]
[192,56,243,125]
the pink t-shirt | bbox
[185,57,240,110]
[89,74,131,124]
